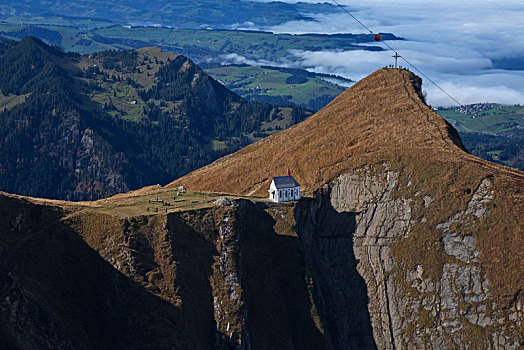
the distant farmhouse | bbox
[268,169,300,202]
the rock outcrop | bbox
[0,194,326,349]
[297,168,523,349]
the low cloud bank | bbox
[213,53,278,67]
[241,0,524,106]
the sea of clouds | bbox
[235,0,524,106]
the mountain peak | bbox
[168,68,478,196]
[17,35,64,56]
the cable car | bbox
[374,34,381,41]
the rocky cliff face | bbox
[296,166,523,349]
[0,168,521,349]
[0,194,326,349]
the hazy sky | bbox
[237,0,524,106]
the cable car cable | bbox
[330,0,373,34]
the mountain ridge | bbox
[0,37,309,200]
[0,0,336,29]
[169,68,523,196]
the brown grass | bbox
[169,68,522,196]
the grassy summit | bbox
[168,68,473,195]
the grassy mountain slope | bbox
[0,37,309,200]
[169,68,475,195]
[0,195,185,349]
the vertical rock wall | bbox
[68,199,325,350]
[296,167,523,349]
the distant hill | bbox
[0,23,397,60]
[0,37,310,200]
[206,65,349,112]
[0,0,336,29]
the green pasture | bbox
[437,105,524,134]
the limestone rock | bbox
[296,168,522,349]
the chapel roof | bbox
[272,176,300,189]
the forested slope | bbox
[0,37,309,200]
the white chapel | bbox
[268,169,301,202]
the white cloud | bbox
[244,0,524,106]
[214,53,278,66]
[428,80,524,106]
